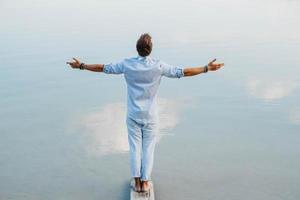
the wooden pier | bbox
[130,179,155,200]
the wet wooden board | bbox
[130,179,155,200]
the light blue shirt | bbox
[103,55,184,123]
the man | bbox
[67,33,224,193]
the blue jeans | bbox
[126,116,158,181]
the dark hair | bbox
[136,33,152,57]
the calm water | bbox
[1,0,300,199]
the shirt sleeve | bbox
[160,61,184,78]
[103,60,124,74]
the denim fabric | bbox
[126,116,158,181]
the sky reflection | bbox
[247,77,299,101]
[72,98,187,156]
[1,0,300,199]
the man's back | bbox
[103,55,184,123]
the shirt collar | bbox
[137,55,151,61]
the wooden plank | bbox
[130,179,155,200]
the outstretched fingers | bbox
[66,57,80,67]
[216,63,224,70]
[73,57,80,63]
[209,58,217,65]
[66,60,77,68]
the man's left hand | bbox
[66,58,81,69]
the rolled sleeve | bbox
[103,61,124,74]
[160,61,184,78]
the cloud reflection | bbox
[78,98,186,156]
[247,78,298,101]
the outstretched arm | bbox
[183,59,224,76]
[66,58,104,72]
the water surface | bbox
[1,0,300,199]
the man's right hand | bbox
[66,58,81,69]
[207,58,224,71]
